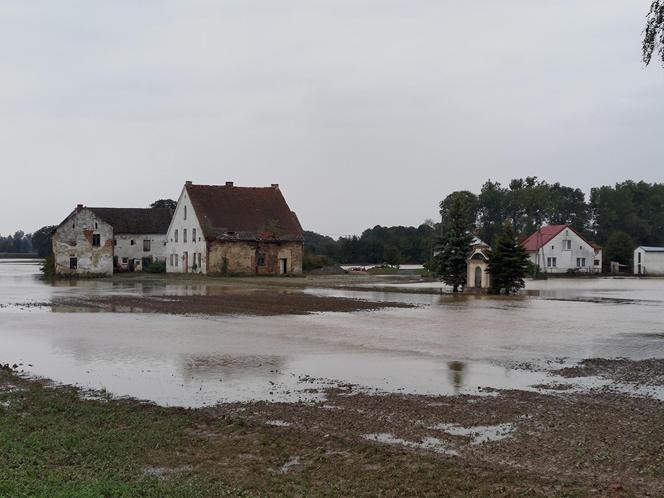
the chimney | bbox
[271,183,279,189]
[185,180,192,186]
[225,181,234,187]
[76,204,83,212]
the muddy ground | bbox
[2,364,664,497]
[50,290,415,316]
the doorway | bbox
[474,266,482,288]
[183,251,188,273]
[279,258,288,275]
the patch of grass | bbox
[0,371,245,497]
[367,266,400,275]
[0,371,617,497]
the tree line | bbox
[305,179,664,268]
[304,224,436,266]
[0,226,58,257]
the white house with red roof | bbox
[522,225,602,273]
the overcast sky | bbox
[1,0,662,237]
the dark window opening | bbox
[122,257,128,264]
[130,240,135,246]
[257,253,266,267]
[69,257,77,270]
[143,240,151,252]
[113,239,117,246]
[92,234,101,247]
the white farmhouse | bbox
[522,224,602,274]
[634,246,664,275]
[52,205,173,276]
[165,181,304,275]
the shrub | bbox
[40,255,55,280]
[145,260,166,273]
[303,251,332,272]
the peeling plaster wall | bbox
[52,209,113,276]
[208,241,303,275]
[114,233,168,271]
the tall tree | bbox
[150,199,177,210]
[431,196,474,292]
[31,226,57,257]
[486,222,529,295]
[477,180,507,246]
[643,1,664,67]
[604,231,634,265]
[439,191,478,231]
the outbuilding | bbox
[634,246,664,275]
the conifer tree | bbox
[432,196,474,292]
[486,222,529,295]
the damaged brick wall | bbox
[207,241,303,275]
[52,209,114,276]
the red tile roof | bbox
[522,225,569,252]
[186,184,303,241]
[522,224,600,252]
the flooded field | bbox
[1,259,663,407]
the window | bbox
[69,257,77,270]
[198,253,202,268]
[562,239,571,250]
[130,240,135,246]
[92,234,101,247]
[594,259,600,266]
[175,254,179,267]
[184,205,187,220]
[257,253,266,267]
[143,239,151,252]
[169,254,173,266]
[547,257,557,267]
[551,245,554,250]
[184,229,187,243]
[576,258,586,267]
[113,239,117,246]
[122,257,128,264]
[192,228,196,243]
[174,229,178,243]
[638,252,642,263]
[95,222,98,229]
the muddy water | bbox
[1,260,663,407]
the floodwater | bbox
[1,259,663,407]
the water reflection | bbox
[3,260,664,407]
[447,361,466,393]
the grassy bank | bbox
[4,366,664,496]
[0,369,600,497]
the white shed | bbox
[634,247,664,275]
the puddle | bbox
[363,433,458,456]
[266,420,291,427]
[430,423,515,444]
[143,465,193,480]
[278,456,301,474]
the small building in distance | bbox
[522,224,602,273]
[165,181,303,275]
[466,237,491,290]
[52,205,173,276]
[634,246,664,275]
